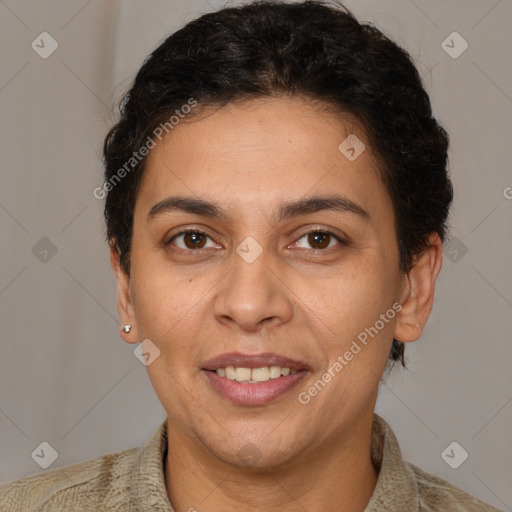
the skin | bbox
[111,96,443,512]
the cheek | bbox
[128,250,223,384]
[302,254,396,332]
[305,256,399,380]
[130,260,208,414]
[129,244,203,334]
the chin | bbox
[202,432,303,471]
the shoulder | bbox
[405,461,503,512]
[0,446,139,511]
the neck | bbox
[164,409,379,512]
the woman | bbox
[0,1,502,510]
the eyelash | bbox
[165,228,348,253]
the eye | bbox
[292,229,346,251]
[165,228,347,253]
[167,229,219,251]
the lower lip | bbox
[203,370,308,406]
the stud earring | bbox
[121,324,132,333]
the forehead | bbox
[135,97,393,226]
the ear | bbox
[110,243,139,344]
[394,233,443,343]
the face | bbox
[117,97,418,468]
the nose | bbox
[212,242,294,333]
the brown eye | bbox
[308,232,330,249]
[294,230,345,251]
[182,232,207,249]
[168,230,218,251]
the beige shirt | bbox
[0,413,502,511]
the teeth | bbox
[269,366,282,379]
[235,367,251,382]
[252,367,269,381]
[225,366,236,380]
[214,365,298,382]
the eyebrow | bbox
[147,194,370,223]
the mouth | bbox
[201,352,309,406]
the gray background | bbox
[0,0,511,509]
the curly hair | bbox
[102,0,453,371]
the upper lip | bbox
[202,352,309,371]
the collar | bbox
[128,413,419,511]
[364,413,420,511]
[129,418,174,510]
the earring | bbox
[121,324,132,333]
